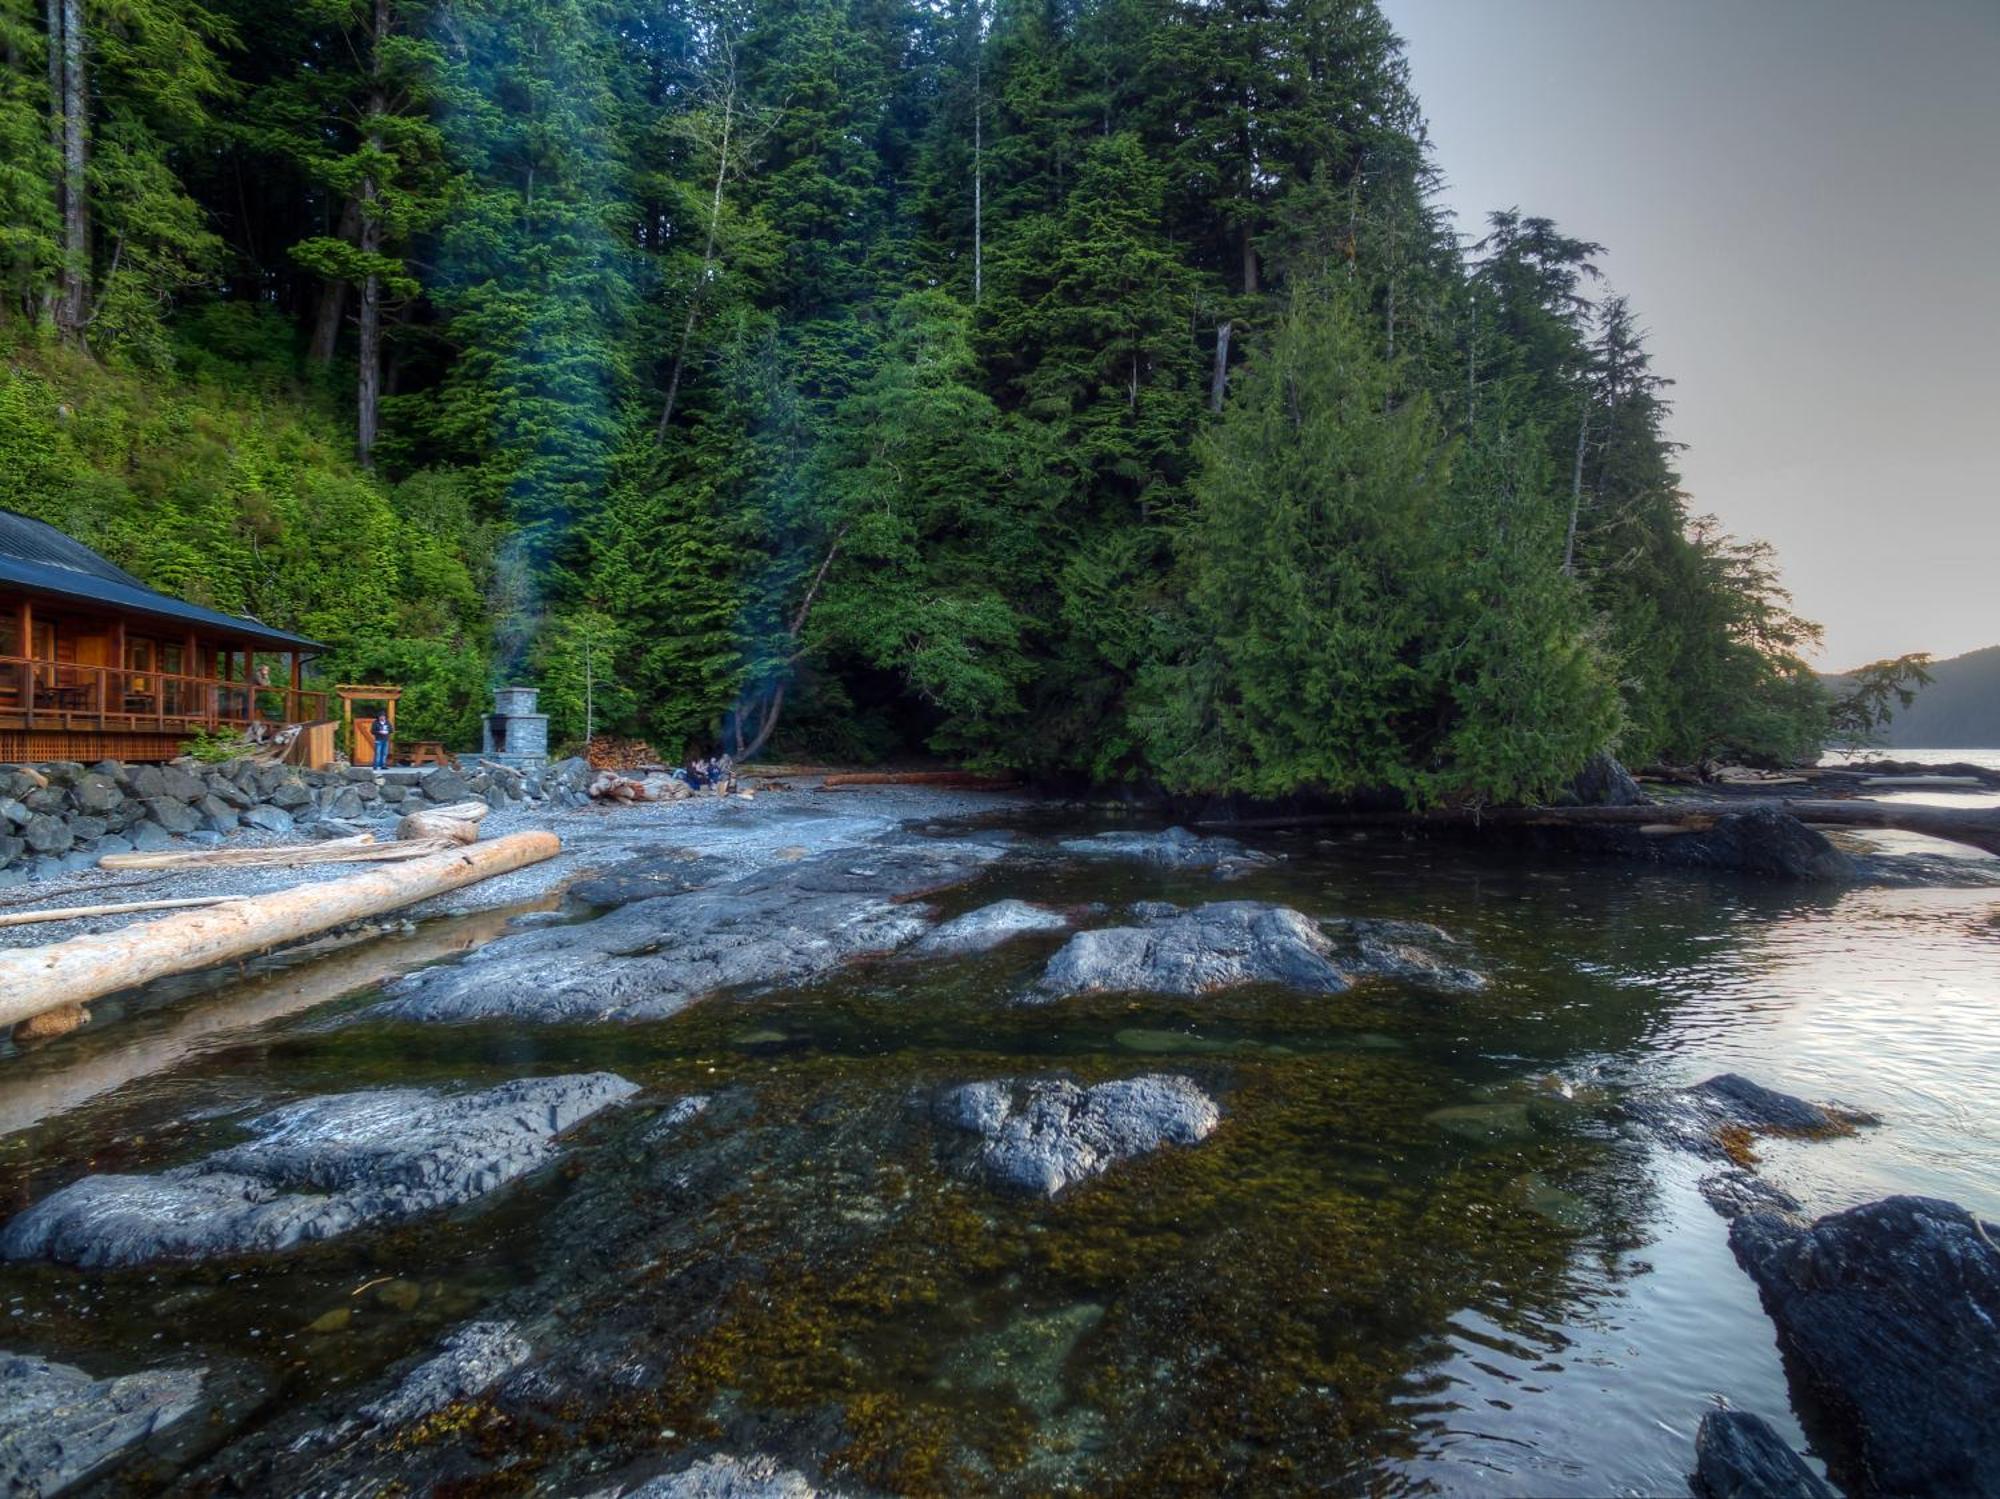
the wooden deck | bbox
[0,653,328,764]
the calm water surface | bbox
[1,796,1996,1496]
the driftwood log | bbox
[395,799,490,844]
[819,770,1019,790]
[0,831,561,1032]
[1197,799,2000,857]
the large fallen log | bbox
[1196,799,2000,857]
[0,831,560,1032]
[0,895,245,929]
[97,835,466,871]
[819,770,1019,790]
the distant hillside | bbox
[1845,645,2000,748]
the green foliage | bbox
[0,0,1836,788]
[180,724,257,762]
[1825,652,1934,751]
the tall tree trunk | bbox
[655,71,734,440]
[1209,319,1232,413]
[971,49,982,305]
[47,0,88,341]
[309,195,363,364]
[355,0,388,467]
[1562,403,1590,576]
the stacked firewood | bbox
[586,735,665,772]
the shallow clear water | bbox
[1,813,1996,1495]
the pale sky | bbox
[1380,0,1999,670]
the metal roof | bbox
[0,509,326,652]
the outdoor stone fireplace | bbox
[480,685,549,768]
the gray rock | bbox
[0,835,24,869]
[144,797,201,835]
[938,1074,1219,1196]
[126,820,176,853]
[239,805,296,836]
[194,794,239,833]
[1323,917,1488,992]
[1728,1196,2000,1497]
[124,765,167,799]
[94,835,134,857]
[319,785,366,820]
[1691,1410,1834,1499]
[156,765,204,801]
[1032,902,1350,1001]
[342,766,380,783]
[380,783,409,804]
[618,1454,834,1498]
[203,778,253,811]
[19,812,72,855]
[66,814,107,843]
[1562,751,1647,808]
[1699,1170,1804,1222]
[1057,825,1272,878]
[383,841,1005,1024]
[1626,1073,1878,1162]
[912,900,1073,956]
[0,1351,203,1497]
[568,854,734,909]
[1,1073,639,1268]
[644,1095,713,1142]
[360,1321,531,1427]
[68,773,123,814]
[267,780,312,811]
[0,795,27,828]
[23,787,64,815]
[422,770,470,803]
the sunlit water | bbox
[1,793,1996,1495]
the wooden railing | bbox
[0,655,327,732]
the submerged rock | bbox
[1728,1195,2000,1496]
[0,1351,204,1496]
[614,1453,835,1498]
[1626,1073,1877,1164]
[1057,825,1272,878]
[361,1321,531,1427]
[911,899,1073,955]
[1033,902,1348,1000]
[1558,808,1855,882]
[1030,902,1482,1001]
[1691,1410,1835,1499]
[937,1074,1220,1196]
[384,841,1005,1023]
[1,1074,638,1268]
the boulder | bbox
[383,841,1006,1024]
[194,794,240,834]
[126,820,176,853]
[1728,1195,2000,1496]
[239,805,296,836]
[67,814,107,844]
[144,797,201,835]
[911,899,1073,956]
[68,773,122,814]
[19,812,72,855]
[360,1321,531,1427]
[319,785,366,820]
[0,1352,203,1496]
[0,1073,639,1268]
[422,769,471,804]
[1562,751,1647,807]
[23,787,65,815]
[1626,1074,1877,1164]
[0,835,22,869]
[122,764,166,798]
[1322,916,1487,992]
[1032,902,1349,1001]
[1057,825,1272,878]
[1690,1410,1834,1499]
[937,1074,1220,1196]
[0,795,27,828]
[620,1455,834,1498]
[267,780,312,811]
[156,765,204,801]
[203,777,253,811]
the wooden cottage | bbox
[0,508,327,764]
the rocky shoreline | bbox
[0,787,1993,1495]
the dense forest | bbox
[0,0,1851,795]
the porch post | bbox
[18,598,32,729]
[290,651,302,723]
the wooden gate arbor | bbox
[335,685,402,767]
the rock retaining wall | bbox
[0,754,596,885]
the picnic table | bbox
[403,740,454,768]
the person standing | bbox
[371,709,392,770]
